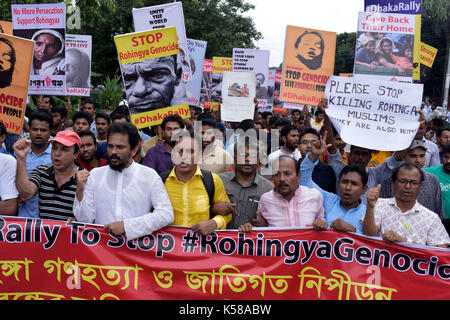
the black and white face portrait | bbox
[122,54,183,114]
[294,31,324,70]
[210,73,223,102]
[0,37,16,88]
[66,48,90,88]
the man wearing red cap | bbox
[14,130,82,221]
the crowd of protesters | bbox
[0,94,449,248]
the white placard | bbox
[65,34,91,96]
[221,71,256,122]
[325,75,423,151]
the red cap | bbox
[52,130,81,148]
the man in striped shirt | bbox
[14,130,82,221]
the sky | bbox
[246,0,364,67]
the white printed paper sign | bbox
[325,75,423,151]
[133,2,192,83]
[65,34,91,96]
[221,71,256,122]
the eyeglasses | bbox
[300,140,317,145]
[396,179,421,187]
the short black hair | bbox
[161,114,185,130]
[261,111,273,120]
[95,112,111,124]
[51,105,67,119]
[0,122,6,136]
[239,119,256,131]
[42,95,55,108]
[110,112,130,123]
[339,164,368,186]
[28,110,54,129]
[280,124,298,138]
[77,129,97,145]
[299,127,319,140]
[274,118,291,129]
[107,122,141,150]
[392,163,424,183]
[443,143,450,156]
[436,126,450,138]
[196,112,216,128]
[72,111,93,125]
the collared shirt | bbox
[369,198,450,246]
[424,165,450,219]
[29,162,83,221]
[0,153,18,201]
[142,142,174,174]
[421,137,441,168]
[199,140,233,174]
[258,186,324,228]
[18,144,52,218]
[267,147,302,171]
[379,169,444,219]
[73,161,174,240]
[300,154,365,233]
[164,166,231,229]
[218,171,274,229]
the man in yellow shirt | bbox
[162,131,234,235]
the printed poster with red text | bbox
[65,34,91,97]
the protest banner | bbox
[114,27,189,128]
[232,48,270,109]
[185,38,207,106]
[220,71,255,122]
[280,25,336,107]
[201,58,213,108]
[419,42,437,68]
[65,34,91,97]
[364,0,422,80]
[11,3,66,95]
[133,1,192,83]
[0,216,448,300]
[203,57,232,111]
[0,34,34,134]
[0,21,13,35]
[325,75,423,151]
[355,11,416,82]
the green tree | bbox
[334,32,356,76]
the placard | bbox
[0,21,13,35]
[65,34,91,96]
[11,3,66,95]
[325,75,423,151]
[220,71,255,122]
[185,38,207,106]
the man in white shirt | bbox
[0,153,18,215]
[73,122,174,240]
[267,124,301,171]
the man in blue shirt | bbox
[17,111,53,218]
[300,132,368,234]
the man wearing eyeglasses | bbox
[363,163,449,248]
[379,140,444,219]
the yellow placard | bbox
[0,34,34,134]
[212,57,232,73]
[412,14,421,80]
[130,103,190,129]
[0,21,13,35]
[419,42,437,68]
[114,26,179,65]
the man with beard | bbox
[14,130,82,221]
[300,132,369,234]
[76,130,107,171]
[123,55,186,115]
[363,164,449,248]
[142,114,185,173]
[0,37,16,88]
[294,31,324,71]
[16,111,53,218]
[72,122,174,240]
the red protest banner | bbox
[0,216,448,300]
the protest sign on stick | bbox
[220,71,255,122]
[0,34,34,134]
[325,75,423,151]
[65,34,91,97]
[185,38,207,106]
[11,3,66,95]
[280,25,336,107]
[0,21,13,35]
[232,48,270,109]
[203,57,232,111]
[114,27,189,129]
